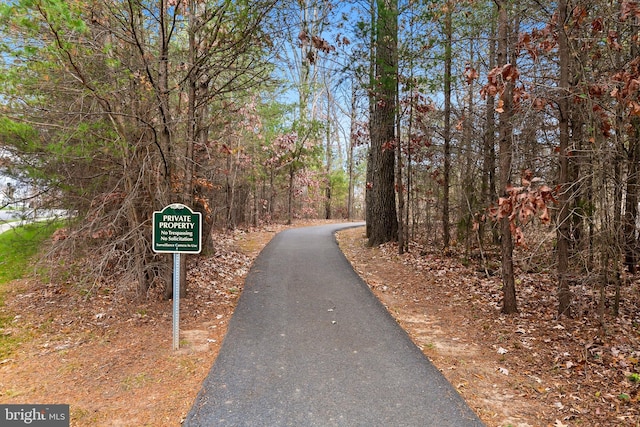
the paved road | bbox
[0,216,61,234]
[0,210,19,221]
[0,210,21,233]
[184,223,484,426]
[0,223,15,234]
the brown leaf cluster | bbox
[488,170,555,248]
[480,63,528,113]
[298,30,335,64]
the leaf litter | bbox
[0,221,638,426]
[336,227,640,427]
[0,226,284,425]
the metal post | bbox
[173,253,181,350]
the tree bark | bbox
[557,0,572,317]
[396,79,405,254]
[366,0,376,238]
[496,0,517,314]
[626,123,640,274]
[481,14,497,246]
[624,18,640,274]
[367,0,398,246]
[442,2,452,250]
[325,90,333,220]
[348,84,357,220]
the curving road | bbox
[184,223,484,426]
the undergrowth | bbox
[0,222,60,358]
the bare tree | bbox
[495,0,517,314]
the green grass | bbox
[0,222,59,283]
[0,222,60,358]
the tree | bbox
[442,0,453,250]
[0,0,276,297]
[367,0,398,246]
[480,11,497,245]
[494,0,517,314]
[556,0,572,317]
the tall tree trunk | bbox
[462,42,475,255]
[367,0,398,246]
[366,0,376,237]
[177,0,201,298]
[156,0,173,200]
[442,2,453,250]
[496,0,517,314]
[348,84,356,220]
[614,132,624,317]
[288,165,294,225]
[406,86,414,247]
[396,80,405,254]
[406,103,413,244]
[557,0,572,317]
[156,0,176,299]
[481,14,497,246]
[626,123,640,274]
[624,18,640,274]
[570,94,586,265]
[567,25,587,266]
[325,91,332,219]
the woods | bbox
[0,0,640,326]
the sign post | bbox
[152,203,202,350]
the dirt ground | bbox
[0,221,638,426]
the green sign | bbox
[152,203,202,254]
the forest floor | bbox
[0,220,638,426]
[337,228,640,427]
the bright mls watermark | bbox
[0,405,69,426]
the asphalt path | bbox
[0,222,15,234]
[0,210,18,221]
[0,216,60,234]
[184,223,484,426]
[0,210,21,233]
